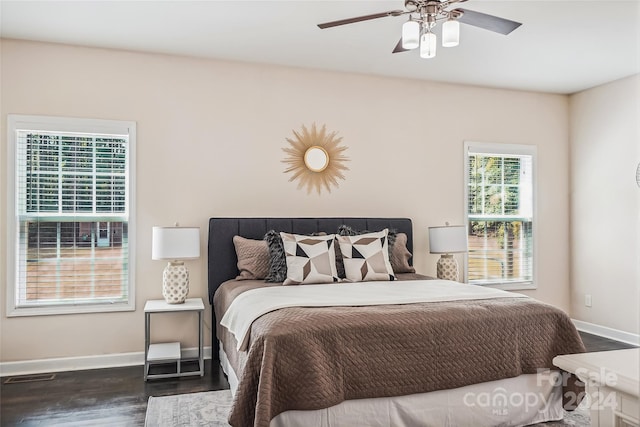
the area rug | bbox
[145,389,590,427]
[145,390,232,427]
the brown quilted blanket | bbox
[214,279,585,427]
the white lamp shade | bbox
[420,32,437,58]
[429,225,468,254]
[152,227,200,260]
[402,20,420,49]
[442,19,460,47]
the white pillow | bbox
[337,229,396,282]
[280,232,339,285]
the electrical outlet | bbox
[585,294,592,307]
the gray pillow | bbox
[233,236,270,280]
[389,232,416,274]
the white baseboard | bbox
[572,319,640,346]
[0,346,212,378]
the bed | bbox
[208,217,585,427]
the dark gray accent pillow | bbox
[336,225,398,278]
[264,230,287,283]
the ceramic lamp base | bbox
[162,261,189,304]
[436,254,459,281]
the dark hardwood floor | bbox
[578,331,637,352]
[1,361,229,426]
[1,332,636,426]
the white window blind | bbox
[8,115,135,315]
[464,142,535,288]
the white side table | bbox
[144,298,205,381]
[553,348,639,427]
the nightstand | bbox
[144,298,205,381]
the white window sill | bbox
[7,301,135,317]
[470,282,536,291]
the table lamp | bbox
[428,223,468,282]
[152,226,200,304]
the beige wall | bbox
[569,75,640,334]
[0,39,570,363]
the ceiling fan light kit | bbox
[318,0,522,60]
[420,31,437,58]
[402,19,420,49]
[442,19,460,47]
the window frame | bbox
[6,115,136,316]
[463,141,537,290]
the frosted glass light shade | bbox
[420,32,437,58]
[152,227,200,260]
[442,19,460,47]
[428,225,468,254]
[402,20,420,49]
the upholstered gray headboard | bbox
[207,217,413,304]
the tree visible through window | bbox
[465,143,535,287]
[8,115,135,315]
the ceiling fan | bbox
[317,0,522,59]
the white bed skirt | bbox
[219,343,564,427]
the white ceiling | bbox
[1,0,639,94]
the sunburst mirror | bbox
[282,123,349,195]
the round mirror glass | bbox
[304,146,329,172]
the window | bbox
[464,142,535,289]
[7,115,136,316]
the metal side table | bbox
[144,298,204,380]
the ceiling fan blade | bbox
[392,38,410,54]
[318,10,404,29]
[454,8,522,35]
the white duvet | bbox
[220,279,527,351]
